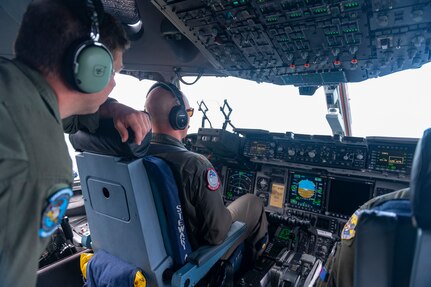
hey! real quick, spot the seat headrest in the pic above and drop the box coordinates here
[411,128,431,229]
[69,119,151,158]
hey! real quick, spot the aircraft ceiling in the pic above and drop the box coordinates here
[2,0,431,89]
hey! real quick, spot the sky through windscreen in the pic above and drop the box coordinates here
[111,62,431,139]
[66,61,431,173]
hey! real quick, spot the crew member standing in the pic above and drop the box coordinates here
[0,1,150,286]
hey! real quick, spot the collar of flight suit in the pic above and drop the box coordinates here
[151,133,187,150]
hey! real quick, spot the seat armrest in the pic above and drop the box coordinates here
[187,221,246,266]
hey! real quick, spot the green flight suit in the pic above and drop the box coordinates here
[0,58,99,287]
[148,133,233,248]
[148,134,268,259]
[62,98,118,134]
[316,188,410,287]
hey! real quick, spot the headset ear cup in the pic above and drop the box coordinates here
[66,41,113,93]
[169,105,188,130]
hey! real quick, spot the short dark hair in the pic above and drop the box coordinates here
[14,0,129,76]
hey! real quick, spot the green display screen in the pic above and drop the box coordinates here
[277,227,291,240]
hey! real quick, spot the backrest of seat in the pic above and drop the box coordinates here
[354,200,416,287]
[354,128,431,287]
[411,128,431,230]
[77,152,173,287]
[72,128,241,286]
[410,128,431,287]
[142,156,193,266]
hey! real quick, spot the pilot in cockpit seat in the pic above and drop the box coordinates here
[315,188,410,287]
[318,128,431,287]
[144,82,269,280]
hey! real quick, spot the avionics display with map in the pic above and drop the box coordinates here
[287,172,326,212]
[224,169,256,201]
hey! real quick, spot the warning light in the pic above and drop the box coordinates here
[290,64,296,69]
[290,12,302,18]
[266,16,278,23]
[313,8,328,15]
[344,2,359,9]
[333,60,341,66]
[343,28,358,33]
[304,63,310,68]
[351,59,358,64]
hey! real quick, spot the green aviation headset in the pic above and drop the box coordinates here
[147,82,189,130]
[65,0,113,93]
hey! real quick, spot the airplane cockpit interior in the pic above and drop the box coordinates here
[1,0,431,286]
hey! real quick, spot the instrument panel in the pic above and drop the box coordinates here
[240,130,418,177]
[225,166,378,219]
[222,162,408,264]
[221,162,392,267]
[210,129,416,228]
[201,128,412,266]
[153,0,431,88]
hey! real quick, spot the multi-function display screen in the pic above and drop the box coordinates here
[248,141,271,157]
[376,150,407,170]
[368,144,415,174]
[276,226,292,241]
[287,172,326,212]
[224,169,256,201]
[326,177,374,218]
[269,182,286,209]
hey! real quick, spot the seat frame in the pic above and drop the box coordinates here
[77,152,245,287]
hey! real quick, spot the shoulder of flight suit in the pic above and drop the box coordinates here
[182,152,222,193]
[62,113,100,134]
[0,103,28,187]
[182,151,232,245]
[0,61,29,162]
[0,104,27,161]
[62,98,118,134]
[183,151,212,167]
[317,188,411,287]
[179,151,221,201]
[360,187,410,210]
[342,188,410,242]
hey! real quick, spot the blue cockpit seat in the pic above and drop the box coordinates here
[70,123,246,287]
[354,199,416,287]
[409,128,431,287]
[354,128,431,287]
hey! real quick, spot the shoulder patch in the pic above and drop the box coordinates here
[206,168,220,191]
[341,210,360,240]
[39,187,73,238]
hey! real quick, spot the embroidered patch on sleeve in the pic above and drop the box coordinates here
[206,168,220,191]
[39,187,73,238]
[341,210,360,240]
